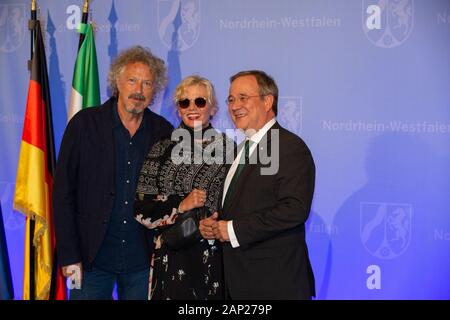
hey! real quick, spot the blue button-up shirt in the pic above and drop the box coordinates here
[94,103,151,273]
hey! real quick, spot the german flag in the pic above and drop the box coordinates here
[13,20,66,300]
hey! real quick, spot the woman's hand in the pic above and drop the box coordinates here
[179,188,207,212]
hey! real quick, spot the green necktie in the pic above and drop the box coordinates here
[223,139,251,208]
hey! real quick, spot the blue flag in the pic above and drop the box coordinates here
[0,202,14,299]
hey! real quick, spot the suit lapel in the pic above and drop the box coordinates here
[91,100,116,195]
[222,122,281,217]
[222,160,257,216]
[96,99,115,159]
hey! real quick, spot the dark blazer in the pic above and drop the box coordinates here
[221,122,316,300]
[53,97,173,269]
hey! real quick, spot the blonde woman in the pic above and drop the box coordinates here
[134,75,233,300]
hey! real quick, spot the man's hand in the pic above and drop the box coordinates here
[199,212,218,240]
[62,262,82,277]
[179,189,207,212]
[62,262,83,290]
[213,220,230,242]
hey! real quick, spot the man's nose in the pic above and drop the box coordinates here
[136,80,144,93]
[229,100,241,111]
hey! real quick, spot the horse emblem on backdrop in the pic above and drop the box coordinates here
[158,0,201,51]
[0,4,26,53]
[363,0,414,48]
[360,202,412,259]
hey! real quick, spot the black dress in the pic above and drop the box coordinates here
[134,123,233,300]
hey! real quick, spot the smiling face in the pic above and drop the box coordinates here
[228,75,274,132]
[116,62,154,115]
[177,84,215,129]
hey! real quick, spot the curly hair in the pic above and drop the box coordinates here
[108,46,167,105]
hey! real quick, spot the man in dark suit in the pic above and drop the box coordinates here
[53,46,173,300]
[200,70,316,299]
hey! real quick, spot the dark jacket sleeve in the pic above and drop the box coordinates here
[134,193,182,222]
[52,114,83,267]
[233,139,315,248]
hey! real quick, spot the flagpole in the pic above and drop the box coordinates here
[28,0,37,300]
[29,0,36,69]
[78,0,90,50]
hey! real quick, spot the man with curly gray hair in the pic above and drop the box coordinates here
[108,46,167,105]
[53,46,173,300]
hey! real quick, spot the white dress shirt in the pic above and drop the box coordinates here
[223,118,277,248]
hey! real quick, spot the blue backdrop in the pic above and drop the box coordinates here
[0,0,449,300]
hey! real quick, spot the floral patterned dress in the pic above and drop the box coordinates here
[134,124,233,300]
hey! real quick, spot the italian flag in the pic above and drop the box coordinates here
[68,22,100,120]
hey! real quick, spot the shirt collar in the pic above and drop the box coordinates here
[246,118,276,144]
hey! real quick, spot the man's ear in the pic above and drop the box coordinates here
[264,94,274,113]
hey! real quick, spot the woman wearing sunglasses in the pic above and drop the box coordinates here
[134,75,233,300]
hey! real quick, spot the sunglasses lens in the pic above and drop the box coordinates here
[195,97,207,108]
[178,99,190,109]
[178,98,207,108]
